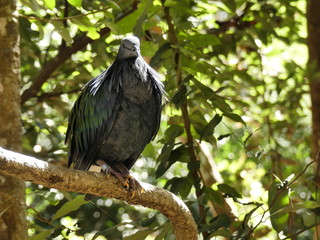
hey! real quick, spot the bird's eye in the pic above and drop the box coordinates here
[122,44,125,47]
[132,48,136,51]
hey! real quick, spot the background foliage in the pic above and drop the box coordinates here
[19,0,319,239]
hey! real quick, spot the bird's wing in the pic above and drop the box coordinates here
[65,66,121,170]
[148,66,165,140]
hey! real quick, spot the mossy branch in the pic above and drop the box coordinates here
[0,147,198,240]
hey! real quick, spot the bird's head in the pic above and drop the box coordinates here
[116,36,141,61]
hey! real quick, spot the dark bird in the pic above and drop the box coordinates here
[65,36,165,192]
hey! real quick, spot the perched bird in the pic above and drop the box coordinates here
[65,36,165,192]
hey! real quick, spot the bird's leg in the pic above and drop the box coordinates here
[95,159,128,187]
[111,163,143,193]
[95,160,143,194]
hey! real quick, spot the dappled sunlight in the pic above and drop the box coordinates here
[12,0,317,239]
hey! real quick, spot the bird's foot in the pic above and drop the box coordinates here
[95,160,143,196]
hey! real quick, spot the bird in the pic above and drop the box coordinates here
[65,36,165,192]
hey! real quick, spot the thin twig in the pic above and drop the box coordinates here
[36,88,81,102]
[18,6,110,23]
[249,157,316,236]
[282,223,318,239]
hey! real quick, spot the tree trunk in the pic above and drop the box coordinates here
[306,1,320,239]
[0,0,27,239]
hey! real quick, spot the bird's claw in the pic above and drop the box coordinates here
[96,160,143,196]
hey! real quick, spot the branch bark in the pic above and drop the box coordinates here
[307,1,320,239]
[0,147,198,240]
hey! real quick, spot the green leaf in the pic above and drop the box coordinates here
[123,229,157,240]
[46,192,60,206]
[242,203,263,229]
[51,21,72,44]
[155,223,172,240]
[29,229,54,240]
[116,7,144,34]
[199,214,231,233]
[43,0,55,10]
[164,0,178,7]
[272,201,320,216]
[167,177,183,194]
[70,17,100,40]
[150,43,171,67]
[187,34,220,47]
[203,187,223,205]
[179,176,193,198]
[268,182,289,233]
[67,0,82,8]
[52,195,88,221]
[200,114,222,142]
[155,140,176,178]
[138,214,158,227]
[217,183,242,198]
[223,111,245,125]
[156,125,184,178]
[232,204,264,239]
[133,0,153,37]
[217,134,231,141]
[171,85,187,107]
[224,0,236,12]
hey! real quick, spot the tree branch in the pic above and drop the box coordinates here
[0,147,198,240]
[20,27,111,105]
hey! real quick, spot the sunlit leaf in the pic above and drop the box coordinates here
[67,0,82,8]
[71,17,100,39]
[51,21,72,44]
[116,7,144,34]
[43,0,55,10]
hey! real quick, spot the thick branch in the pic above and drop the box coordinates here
[0,147,198,240]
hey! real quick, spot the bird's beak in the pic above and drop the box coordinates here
[128,46,139,57]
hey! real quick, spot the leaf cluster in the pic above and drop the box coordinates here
[19,0,317,239]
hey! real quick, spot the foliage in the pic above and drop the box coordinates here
[19,0,318,239]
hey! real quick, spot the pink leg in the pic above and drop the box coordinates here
[95,159,143,193]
